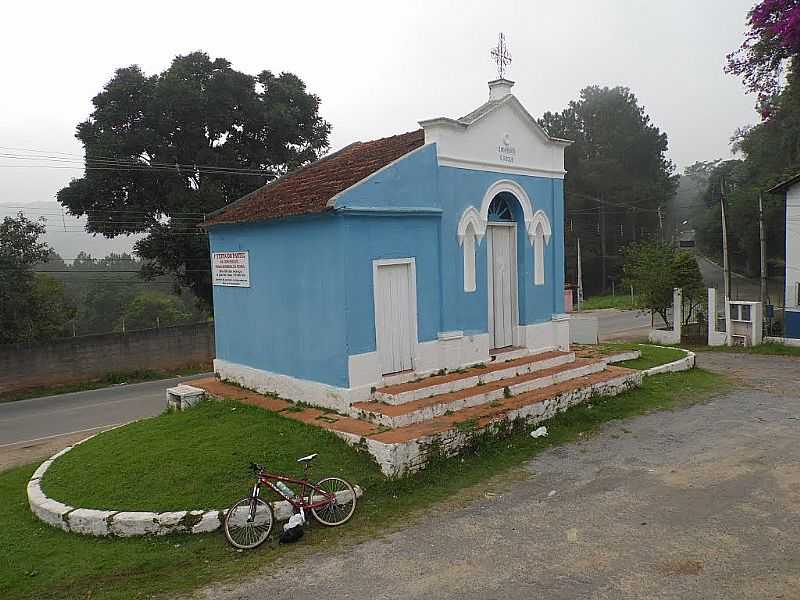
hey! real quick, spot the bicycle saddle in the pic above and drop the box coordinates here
[297,453,319,463]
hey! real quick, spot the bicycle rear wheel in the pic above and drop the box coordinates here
[309,477,357,526]
[223,496,274,549]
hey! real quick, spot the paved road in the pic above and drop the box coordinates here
[195,354,800,600]
[0,374,210,470]
[579,252,785,343]
[583,308,663,342]
[696,255,784,305]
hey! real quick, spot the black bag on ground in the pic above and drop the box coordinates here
[279,524,304,544]
[279,512,305,544]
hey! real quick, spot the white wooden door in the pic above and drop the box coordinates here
[374,262,414,374]
[489,224,516,349]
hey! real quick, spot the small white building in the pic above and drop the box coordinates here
[767,175,800,340]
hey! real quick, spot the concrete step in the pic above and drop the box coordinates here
[353,358,606,428]
[362,366,643,476]
[488,345,533,362]
[374,350,575,405]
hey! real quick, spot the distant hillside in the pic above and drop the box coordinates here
[0,201,142,260]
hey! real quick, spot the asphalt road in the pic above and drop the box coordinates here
[581,252,785,343]
[696,254,784,305]
[0,374,210,452]
[586,308,663,342]
[195,353,800,600]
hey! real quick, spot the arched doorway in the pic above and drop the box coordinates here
[487,192,519,349]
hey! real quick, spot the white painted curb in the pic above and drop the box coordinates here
[603,350,641,364]
[642,346,696,376]
[27,433,363,537]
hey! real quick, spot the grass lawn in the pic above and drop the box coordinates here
[0,365,211,404]
[617,345,688,370]
[577,342,689,371]
[579,293,640,310]
[2,368,728,600]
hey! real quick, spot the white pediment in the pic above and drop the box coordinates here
[419,95,570,179]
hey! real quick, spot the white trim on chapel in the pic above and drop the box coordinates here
[458,180,552,290]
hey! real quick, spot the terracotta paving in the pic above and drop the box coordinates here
[191,377,292,412]
[192,364,638,446]
[354,358,598,417]
[281,408,382,437]
[192,378,384,438]
[377,350,569,395]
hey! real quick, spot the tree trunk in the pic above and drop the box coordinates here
[600,195,607,293]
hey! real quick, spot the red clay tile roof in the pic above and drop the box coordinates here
[204,129,426,226]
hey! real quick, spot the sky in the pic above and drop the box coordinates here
[0,0,757,215]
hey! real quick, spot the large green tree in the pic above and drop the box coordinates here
[622,240,704,328]
[0,214,74,343]
[118,291,192,331]
[539,86,677,294]
[58,52,331,305]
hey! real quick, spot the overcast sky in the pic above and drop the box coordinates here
[1,0,757,209]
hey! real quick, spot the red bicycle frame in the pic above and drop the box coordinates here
[252,471,334,512]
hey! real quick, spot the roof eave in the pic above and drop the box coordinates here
[766,172,800,194]
[417,117,467,129]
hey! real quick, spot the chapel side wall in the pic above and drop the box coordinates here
[437,167,561,334]
[341,214,442,356]
[209,217,349,387]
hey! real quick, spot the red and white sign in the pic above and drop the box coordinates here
[211,251,250,287]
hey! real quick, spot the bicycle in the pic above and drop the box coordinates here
[223,453,357,550]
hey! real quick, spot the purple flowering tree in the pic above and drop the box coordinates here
[727,0,800,117]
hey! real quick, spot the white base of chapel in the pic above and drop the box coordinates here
[215,316,570,412]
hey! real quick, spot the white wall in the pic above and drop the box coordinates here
[786,184,800,308]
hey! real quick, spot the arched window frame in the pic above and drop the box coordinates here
[530,210,552,286]
[457,206,484,293]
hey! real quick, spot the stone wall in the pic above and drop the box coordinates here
[0,322,215,393]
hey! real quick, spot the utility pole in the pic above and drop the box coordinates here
[657,205,664,243]
[720,176,732,345]
[599,195,607,292]
[577,237,584,310]
[759,191,768,310]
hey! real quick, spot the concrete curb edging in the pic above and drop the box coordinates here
[27,434,363,537]
[603,350,641,364]
[642,346,696,376]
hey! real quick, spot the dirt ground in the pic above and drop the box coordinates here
[192,353,800,600]
[0,430,99,472]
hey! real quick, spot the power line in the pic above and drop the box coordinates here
[0,162,274,178]
[1,205,208,216]
[567,191,662,213]
[0,149,280,177]
[18,269,211,273]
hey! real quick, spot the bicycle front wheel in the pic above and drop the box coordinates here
[309,477,357,526]
[223,496,274,549]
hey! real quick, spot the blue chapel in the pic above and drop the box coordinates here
[205,78,572,411]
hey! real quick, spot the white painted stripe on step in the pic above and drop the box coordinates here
[376,353,576,405]
[376,361,608,429]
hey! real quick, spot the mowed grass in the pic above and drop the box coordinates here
[578,342,689,371]
[2,369,728,600]
[579,293,640,310]
[617,345,689,370]
[43,400,381,511]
